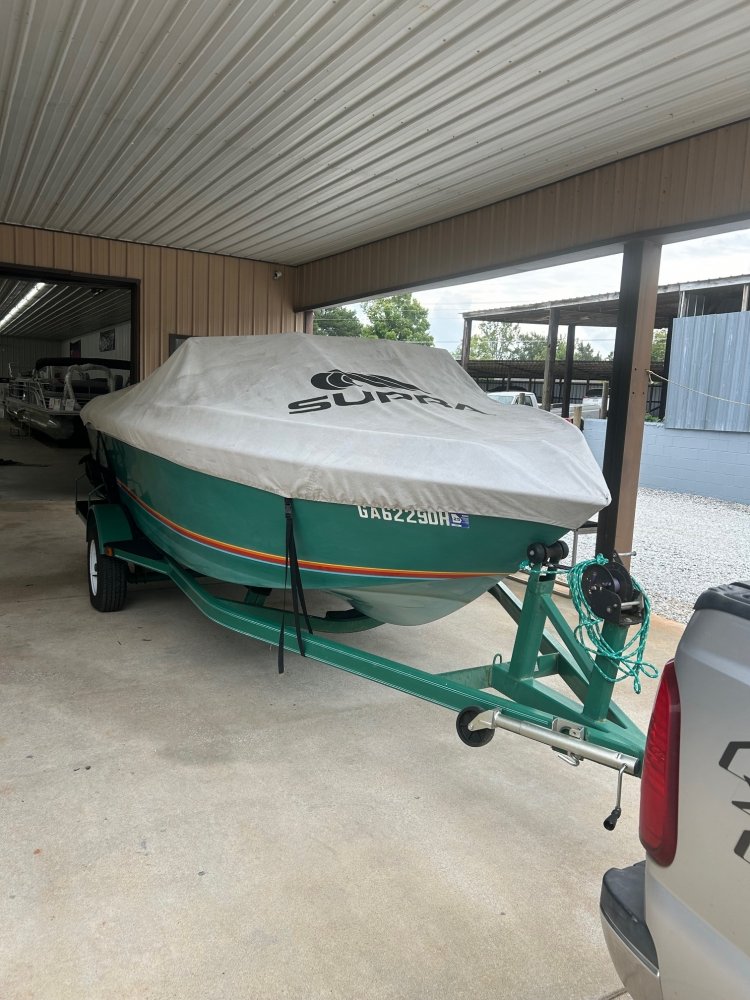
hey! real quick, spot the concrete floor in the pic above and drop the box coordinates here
[0,421,683,1000]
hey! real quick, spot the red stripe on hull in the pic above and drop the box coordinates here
[117,480,492,581]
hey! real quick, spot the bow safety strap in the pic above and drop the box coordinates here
[277,498,313,674]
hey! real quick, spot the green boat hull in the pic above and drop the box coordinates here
[100,437,567,626]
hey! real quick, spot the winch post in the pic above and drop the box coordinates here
[507,568,556,680]
[584,620,629,722]
[490,562,644,737]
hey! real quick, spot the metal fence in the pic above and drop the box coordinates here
[665,313,750,432]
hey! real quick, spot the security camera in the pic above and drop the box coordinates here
[272,270,283,280]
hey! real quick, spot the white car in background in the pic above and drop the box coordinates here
[486,390,539,407]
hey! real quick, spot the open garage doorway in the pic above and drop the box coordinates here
[0,269,137,503]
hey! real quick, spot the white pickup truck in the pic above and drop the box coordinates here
[600,581,750,999]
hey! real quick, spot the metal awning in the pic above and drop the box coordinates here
[462,274,750,327]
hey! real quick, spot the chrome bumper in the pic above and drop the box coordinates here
[600,862,663,1000]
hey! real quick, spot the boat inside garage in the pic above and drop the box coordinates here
[1,1,749,997]
[0,272,138,501]
[0,274,135,502]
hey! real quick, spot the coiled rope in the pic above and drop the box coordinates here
[565,554,658,693]
[522,554,658,693]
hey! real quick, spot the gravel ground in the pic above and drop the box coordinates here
[563,487,750,624]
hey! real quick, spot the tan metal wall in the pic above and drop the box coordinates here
[296,120,750,309]
[0,224,301,376]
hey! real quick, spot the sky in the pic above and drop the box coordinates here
[351,228,750,357]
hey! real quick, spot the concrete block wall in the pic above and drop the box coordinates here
[582,420,750,504]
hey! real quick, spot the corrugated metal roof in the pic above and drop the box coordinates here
[0,279,131,341]
[462,274,750,325]
[1,0,749,265]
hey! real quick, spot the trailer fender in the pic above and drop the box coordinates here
[87,504,134,553]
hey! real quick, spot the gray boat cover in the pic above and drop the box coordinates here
[82,334,609,527]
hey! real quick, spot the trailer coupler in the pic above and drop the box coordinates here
[466,708,637,831]
[466,708,640,775]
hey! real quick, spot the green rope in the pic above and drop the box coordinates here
[520,553,658,693]
[566,554,658,693]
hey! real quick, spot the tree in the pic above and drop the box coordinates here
[313,305,368,338]
[515,330,548,360]
[458,320,601,361]
[651,328,667,361]
[565,339,602,361]
[458,321,522,359]
[605,328,668,363]
[361,293,433,345]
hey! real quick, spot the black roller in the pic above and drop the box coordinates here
[456,707,495,747]
[526,540,569,566]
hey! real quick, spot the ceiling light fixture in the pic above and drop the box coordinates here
[0,282,47,332]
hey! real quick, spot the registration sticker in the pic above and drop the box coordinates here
[357,506,470,528]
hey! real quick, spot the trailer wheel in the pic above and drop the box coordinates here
[456,706,494,747]
[87,524,127,612]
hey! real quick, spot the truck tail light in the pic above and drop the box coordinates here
[639,659,681,866]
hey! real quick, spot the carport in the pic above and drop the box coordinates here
[2,2,750,997]
[1,4,748,555]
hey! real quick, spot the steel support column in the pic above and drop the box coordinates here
[460,317,473,369]
[596,240,661,562]
[541,307,560,410]
[561,324,576,418]
[304,310,315,334]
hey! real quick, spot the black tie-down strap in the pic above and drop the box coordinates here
[83,431,118,501]
[278,498,313,673]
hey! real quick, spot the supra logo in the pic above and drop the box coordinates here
[310,370,423,392]
[289,370,488,415]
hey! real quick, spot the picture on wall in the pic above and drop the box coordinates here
[70,340,81,359]
[99,329,116,352]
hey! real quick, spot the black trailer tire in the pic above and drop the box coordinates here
[87,524,127,612]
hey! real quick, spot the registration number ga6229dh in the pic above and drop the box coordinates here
[356,506,470,528]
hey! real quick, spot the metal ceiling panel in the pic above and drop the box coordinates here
[0,279,131,341]
[1,0,749,265]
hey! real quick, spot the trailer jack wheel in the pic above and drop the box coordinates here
[456,706,495,747]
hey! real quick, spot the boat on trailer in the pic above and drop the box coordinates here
[81,334,609,626]
[78,334,651,803]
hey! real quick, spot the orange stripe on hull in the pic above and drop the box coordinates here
[117,480,493,581]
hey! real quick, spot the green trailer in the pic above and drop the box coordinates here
[76,473,653,831]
